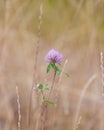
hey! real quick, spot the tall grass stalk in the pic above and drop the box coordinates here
[0,0,10,67]
[16,86,21,130]
[99,52,104,130]
[55,59,68,107]
[72,74,97,130]
[100,52,104,96]
[27,3,43,127]
[73,0,84,20]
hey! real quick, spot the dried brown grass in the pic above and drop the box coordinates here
[0,0,104,130]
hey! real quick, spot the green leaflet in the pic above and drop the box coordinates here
[47,63,51,73]
[51,63,62,75]
[46,63,69,76]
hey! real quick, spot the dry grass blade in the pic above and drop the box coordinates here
[16,86,21,130]
[27,3,43,127]
[100,52,104,96]
[72,74,97,130]
[99,51,104,130]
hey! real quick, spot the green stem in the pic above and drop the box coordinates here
[48,69,56,99]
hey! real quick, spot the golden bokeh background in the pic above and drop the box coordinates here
[0,0,104,130]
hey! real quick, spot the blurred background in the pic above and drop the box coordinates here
[0,0,104,130]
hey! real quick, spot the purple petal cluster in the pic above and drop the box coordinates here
[45,49,63,64]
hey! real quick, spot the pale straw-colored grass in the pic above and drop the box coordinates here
[16,86,21,130]
[72,74,97,130]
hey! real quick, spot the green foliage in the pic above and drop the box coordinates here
[43,99,55,105]
[36,84,49,91]
[47,63,51,73]
[47,63,62,75]
[47,63,69,76]
[43,84,49,90]
[51,63,61,75]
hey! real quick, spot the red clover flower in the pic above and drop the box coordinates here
[45,49,63,64]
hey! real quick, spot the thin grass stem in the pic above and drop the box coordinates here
[72,74,97,130]
[27,3,43,127]
[16,86,21,130]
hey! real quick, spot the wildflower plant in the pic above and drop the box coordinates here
[36,49,65,104]
[35,49,69,130]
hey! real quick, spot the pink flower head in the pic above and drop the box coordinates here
[45,49,63,64]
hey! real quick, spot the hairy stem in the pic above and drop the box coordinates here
[41,68,56,130]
